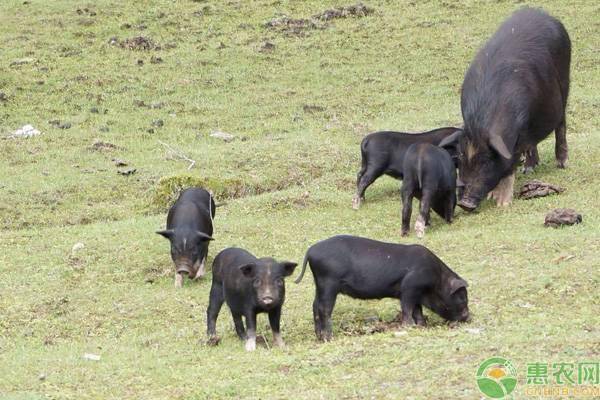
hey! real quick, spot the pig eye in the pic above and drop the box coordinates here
[253,279,261,287]
[276,278,284,286]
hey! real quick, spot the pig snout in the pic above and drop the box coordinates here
[175,259,195,276]
[261,296,274,305]
[458,197,478,212]
[458,309,471,322]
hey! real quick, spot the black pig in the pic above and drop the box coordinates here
[353,127,462,209]
[157,188,215,288]
[206,248,297,351]
[400,143,457,238]
[295,235,470,341]
[453,8,571,211]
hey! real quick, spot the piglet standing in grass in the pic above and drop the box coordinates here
[157,188,215,288]
[296,235,470,341]
[400,141,458,238]
[206,248,297,351]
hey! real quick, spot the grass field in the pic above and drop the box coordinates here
[0,0,598,399]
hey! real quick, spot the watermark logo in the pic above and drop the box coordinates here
[477,357,518,399]
[477,358,599,398]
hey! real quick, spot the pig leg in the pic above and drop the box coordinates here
[491,173,515,207]
[174,273,184,288]
[232,312,246,341]
[444,192,456,223]
[194,256,206,280]
[315,285,338,341]
[353,165,384,209]
[555,119,568,168]
[400,187,413,237]
[312,298,323,341]
[399,290,421,326]
[206,282,224,344]
[412,304,426,326]
[244,312,257,351]
[268,306,285,348]
[415,191,433,238]
[523,146,539,174]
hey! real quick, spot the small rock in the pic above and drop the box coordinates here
[71,242,85,254]
[544,208,582,228]
[38,373,46,381]
[10,125,41,138]
[147,128,155,134]
[83,353,101,361]
[108,37,119,45]
[134,99,146,107]
[59,122,72,129]
[99,126,110,132]
[90,107,99,113]
[112,158,128,167]
[117,168,136,176]
[0,92,8,102]
[151,119,164,127]
[137,59,144,66]
[210,130,235,142]
[150,102,164,109]
[465,328,482,335]
[393,331,408,337]
[150,56,163,64]
[518,302,534,309]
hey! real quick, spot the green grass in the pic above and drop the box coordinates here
[1,0,598,399]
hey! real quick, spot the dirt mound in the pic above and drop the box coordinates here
[313,3,374,21]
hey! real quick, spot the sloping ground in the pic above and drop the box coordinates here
[0,0,598,399]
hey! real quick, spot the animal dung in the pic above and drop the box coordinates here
[544,208,582,228]
[519,180,564,199]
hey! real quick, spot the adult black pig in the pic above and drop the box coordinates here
[206,248,297,351]
[400,143,457,238]
[353,127,462,209]
[156,188,215,288]
[452,7,571,211]
[295,235,470,341]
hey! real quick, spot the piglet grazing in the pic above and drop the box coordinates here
[401,142,458,238]
[157,188,215,288]
[206,248,297,351]
[295,235,470,341]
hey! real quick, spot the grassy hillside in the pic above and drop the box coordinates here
[0,0,598,399]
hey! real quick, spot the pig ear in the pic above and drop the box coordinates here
[280,262,298,277]
[195,231,214,242]
[156,229,175,240]
[437,129,463,150]
[449,278,468,295]
[489,135,512,160]
[239,263,256,278]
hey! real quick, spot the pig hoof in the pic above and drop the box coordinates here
[556,159,568,169]
[206,336,221,346]
[245,338,256,352]
[400,230,409,237]
[351,195,361,210]
[414,217,425,238]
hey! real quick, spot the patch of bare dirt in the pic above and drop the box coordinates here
[118,36,156,51]
[313,3,374,21]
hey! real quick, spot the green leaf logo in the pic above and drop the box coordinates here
[477,357,517,398]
